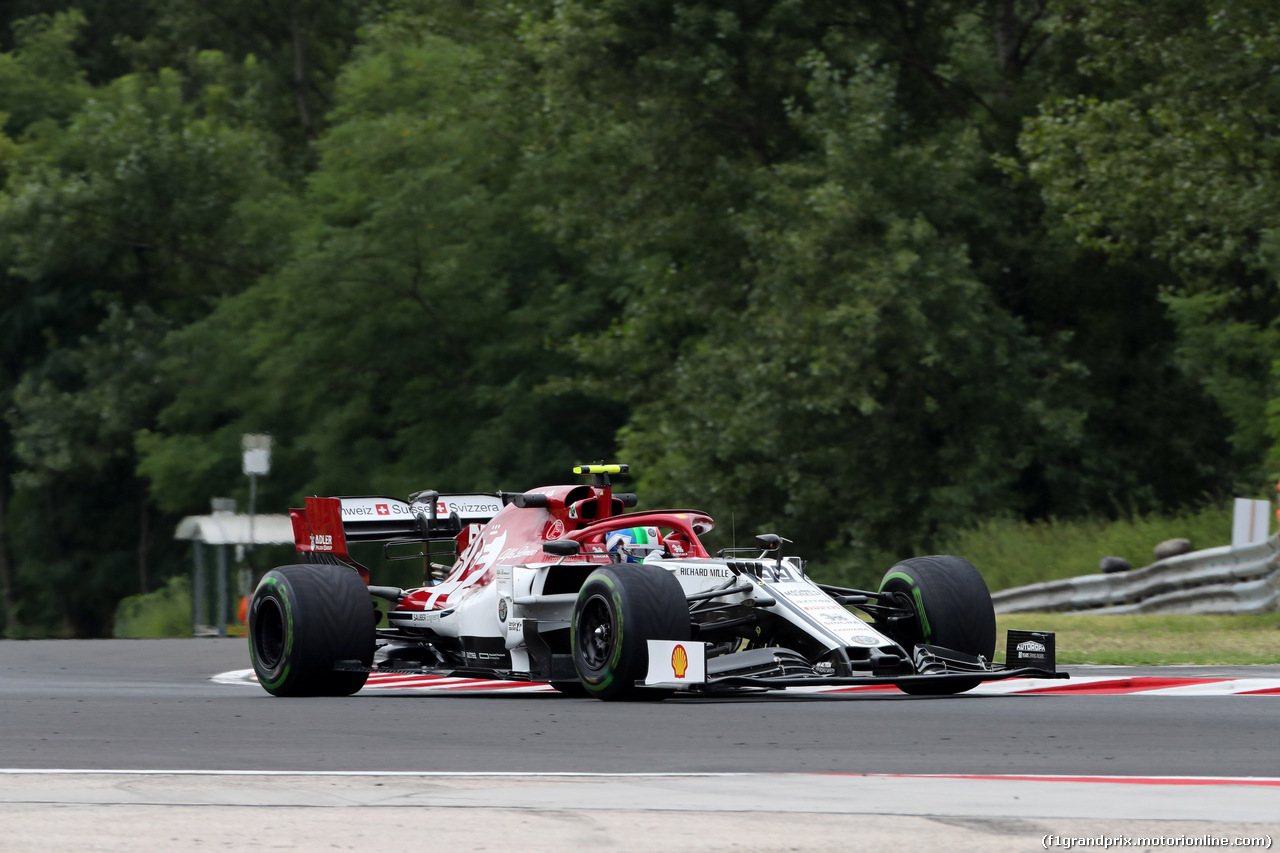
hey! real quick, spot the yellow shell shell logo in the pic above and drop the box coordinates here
[671,644,689,679]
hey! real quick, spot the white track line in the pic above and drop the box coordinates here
[0,769,747,777]
[5,770,1280,787]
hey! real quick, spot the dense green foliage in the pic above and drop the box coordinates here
[111,574,191,638]
[0,0,1274,635]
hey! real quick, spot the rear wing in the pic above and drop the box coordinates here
[291,493,503,559]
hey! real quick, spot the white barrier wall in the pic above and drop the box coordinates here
[991,535,1280,615]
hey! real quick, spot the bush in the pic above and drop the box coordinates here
[112,576,193,638]
[940,504,1236,592]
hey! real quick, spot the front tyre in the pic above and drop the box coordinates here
[879,555,996,696]
[571,565,690,701]
[248,564,375,697]
[550,681,589,697]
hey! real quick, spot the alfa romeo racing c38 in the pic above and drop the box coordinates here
[248,465,1064,699]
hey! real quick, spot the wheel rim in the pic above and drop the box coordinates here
[253,596,286,668]
[878,583,924,651]
[576,593,615,673]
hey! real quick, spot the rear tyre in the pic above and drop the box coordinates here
[571,565,690,701]
[248,564,375,697]
[878,555,996,696]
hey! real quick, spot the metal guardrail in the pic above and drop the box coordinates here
[991,535,1280,615]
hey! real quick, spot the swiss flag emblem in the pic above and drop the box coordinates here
[376,503,390,516]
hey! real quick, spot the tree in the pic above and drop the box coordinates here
[0,2,155,84]
[0,10,93,634]
[1020,0,1280,478]
[123,0,365,170]
[0,0,1261,631]
[524,0,1240,582]
[604,56,1076,581]
[0,44,290,634]
[138,11,622,527]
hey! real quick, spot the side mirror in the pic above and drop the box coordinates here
[408,490,440,525]
[513,492,550,508]
[614,493,639,508]
[755,534,782,552]
[716,533,791,560]
[543,539,581,557]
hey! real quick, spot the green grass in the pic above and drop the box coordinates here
[112,576,193,638]
[936,504,1279,665]
[996,612,1280,666]
[941,504,1236,592]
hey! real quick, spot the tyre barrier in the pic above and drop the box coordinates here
[991,536,1280,615]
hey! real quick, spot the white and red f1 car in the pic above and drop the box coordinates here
[248,465,1065,699]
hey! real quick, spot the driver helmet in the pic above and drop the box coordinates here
[605,526,662,562]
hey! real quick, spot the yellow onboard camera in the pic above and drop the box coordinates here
[572,464,629,475]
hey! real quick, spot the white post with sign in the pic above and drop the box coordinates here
[1232,498,1272,548]
[241,434,273,614]
[210,497,236,637]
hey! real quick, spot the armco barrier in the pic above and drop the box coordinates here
[991,535,1280,614]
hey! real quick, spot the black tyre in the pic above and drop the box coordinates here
[550,681,589,697]
[571,565,691,701]
[248,564,375,697]
[878,555,996,696]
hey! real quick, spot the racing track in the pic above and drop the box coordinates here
[3,639,1280,775]
[3,640,1279,851]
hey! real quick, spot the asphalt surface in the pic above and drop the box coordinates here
[3,639,1279,776]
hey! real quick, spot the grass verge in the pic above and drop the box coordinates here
[943,504,1237,592]
[995,612,1280,666]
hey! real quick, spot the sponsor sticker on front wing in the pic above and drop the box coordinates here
[645,641,707,685]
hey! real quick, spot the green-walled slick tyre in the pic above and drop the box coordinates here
[248,564,375,697]
[571,565,690,701]
[879,555,996,696]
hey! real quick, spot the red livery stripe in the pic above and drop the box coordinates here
[1018,677,1230,695]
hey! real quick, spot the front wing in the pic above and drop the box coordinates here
[642,638,1069,691]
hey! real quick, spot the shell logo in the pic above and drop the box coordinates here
[671,644,689,679]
